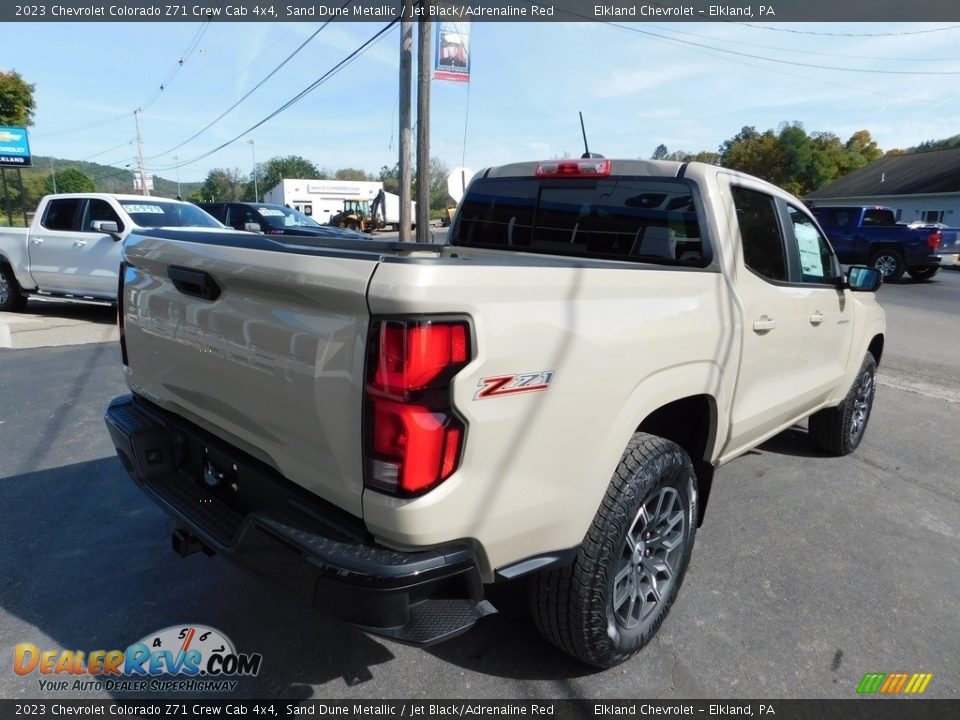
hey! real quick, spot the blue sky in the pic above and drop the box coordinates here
[5,20,960,185]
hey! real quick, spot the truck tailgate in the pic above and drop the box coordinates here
[121,231,379,517]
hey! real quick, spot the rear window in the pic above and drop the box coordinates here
[862,208,897,227]
[452,177,708,265]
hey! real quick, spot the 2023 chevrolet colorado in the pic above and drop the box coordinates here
[105,159,885,667]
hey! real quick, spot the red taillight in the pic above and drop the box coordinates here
[365,319,471,496]
[535,159,611,178]
[927,230,941,250]
[118,261,128,366]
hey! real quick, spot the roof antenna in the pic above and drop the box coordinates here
[579,112,603,159]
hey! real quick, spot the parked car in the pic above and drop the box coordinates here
[197,202,370,241]
[106,159,885,668]
[0,193,224,311]
[811,205,959,281]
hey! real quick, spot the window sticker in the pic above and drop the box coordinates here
[124,204,165,214]
[795,221,824,277]
[257,208,285,217]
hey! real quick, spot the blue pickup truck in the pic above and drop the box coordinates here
[811,205,960,281]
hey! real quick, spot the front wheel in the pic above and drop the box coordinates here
[0,264,27,312]
[907,265,939,281]
[529,433,698,668]
[808,353,877,456]
[869,250,905,282]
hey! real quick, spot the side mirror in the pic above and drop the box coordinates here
[243,222,262,233]
[92,220,121,238]
[846,265,882,292]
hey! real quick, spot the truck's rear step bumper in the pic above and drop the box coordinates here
[104,394,493,645]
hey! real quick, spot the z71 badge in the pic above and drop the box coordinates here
[474,371,555,400]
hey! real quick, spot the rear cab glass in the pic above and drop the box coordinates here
[451,175,710,266]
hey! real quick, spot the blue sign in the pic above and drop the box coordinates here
[0,126,31,167]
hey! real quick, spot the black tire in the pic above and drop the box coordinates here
[0,263,27,312]
[528,433,698,668]
[869,249,905,282]
[808,353,877,456]
[347,221,359,232]
[907,266,940,281]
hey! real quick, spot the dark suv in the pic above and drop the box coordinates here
[197,202,368,241]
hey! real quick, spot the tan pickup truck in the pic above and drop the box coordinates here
[104,159,885,667]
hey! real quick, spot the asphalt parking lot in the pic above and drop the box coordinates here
[0,271,957,701]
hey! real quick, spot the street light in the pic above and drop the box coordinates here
[248,139,258,202]
[172,155,182,199]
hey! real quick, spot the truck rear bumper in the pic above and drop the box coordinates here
[104,394,493,646]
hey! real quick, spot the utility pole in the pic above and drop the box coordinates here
[398,0,413,242]
[416,17,431,243]
[172,155,181,198]
[49,157,57,193]
[248,139,258,202]
[133,109,149,196]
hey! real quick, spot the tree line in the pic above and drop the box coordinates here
[650,122,885,197]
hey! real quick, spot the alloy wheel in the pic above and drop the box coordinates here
[612,486,686,630]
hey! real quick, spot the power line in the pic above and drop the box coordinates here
[145,4,351,161]
[147,19,400,173]
[738,23,960,37]
[602,21,960,75]
[139,20,214,112]
[31,112,132,140]
[77,140,136,163]
[648,23,960,63]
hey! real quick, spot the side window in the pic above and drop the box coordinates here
[41,198,83,231]
[227,205,257,230]
[788,205,839,285]
[731,186,787,282]
[84,199,124,233]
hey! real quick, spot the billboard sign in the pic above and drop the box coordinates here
[434,22,470,82]
[0,126,31,168]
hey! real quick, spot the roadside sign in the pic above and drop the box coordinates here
[0,126,31,167]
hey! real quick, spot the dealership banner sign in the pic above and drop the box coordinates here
[434,22,470,82]
[0,126,31,167]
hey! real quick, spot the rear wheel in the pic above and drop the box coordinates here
[808,353,877,456]
[869,250,905,282]
[0,264,27,312]
[529,433,697,668]
[907,265,939,281]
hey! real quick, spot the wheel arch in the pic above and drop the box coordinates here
[868,334,884,367]
[635,393,718,527]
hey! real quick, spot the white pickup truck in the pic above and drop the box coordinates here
[104,159,885,667]
[0,193,223,311]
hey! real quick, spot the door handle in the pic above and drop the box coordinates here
[31,238,43,245]
[73,240,87,247]
[809,312,824,325]
[752,316,776,332]
[168,266,222,302]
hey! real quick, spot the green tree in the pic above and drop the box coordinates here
[0,70,35,127]
[197,168,245,202]
[651,144,669,160]
[719,126,785,184]
[334,167,373,181]
[378,163,400,194]
[245,155,323,201]
[44,167,95,194]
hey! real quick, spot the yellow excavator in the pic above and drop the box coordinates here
[329,199,373,233]
[329,190,388,233]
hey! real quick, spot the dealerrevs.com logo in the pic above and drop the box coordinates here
[14,625,262,693]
